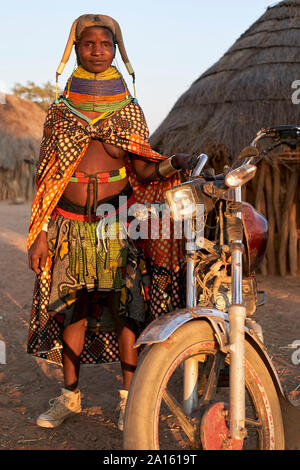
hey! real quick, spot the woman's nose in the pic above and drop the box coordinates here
[92,44,104,56]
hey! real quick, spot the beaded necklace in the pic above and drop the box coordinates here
[61,65,134,125]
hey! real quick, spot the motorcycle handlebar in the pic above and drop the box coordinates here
[263,125,300,139]
[235,146,260,162]
[250,125,300,150]
[192,154,208,177]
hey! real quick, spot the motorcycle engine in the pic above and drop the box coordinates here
[214,287,231,312]
[199,274,257,316]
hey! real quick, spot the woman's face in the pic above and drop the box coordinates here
[76,26,115,73]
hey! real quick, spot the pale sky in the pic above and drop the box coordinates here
[0,0,277,133]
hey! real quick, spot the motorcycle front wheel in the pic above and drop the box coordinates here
[123,320,284,450]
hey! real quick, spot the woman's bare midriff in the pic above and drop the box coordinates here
[62,113,128,207]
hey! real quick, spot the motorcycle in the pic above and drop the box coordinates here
[123,125,300,450]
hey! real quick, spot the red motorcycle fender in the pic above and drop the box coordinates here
[134,306,285,398]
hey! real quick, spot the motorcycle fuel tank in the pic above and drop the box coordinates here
[242,202,268,272]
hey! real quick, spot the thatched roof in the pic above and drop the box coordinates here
[0,94,45,170]
[150,0,300,167]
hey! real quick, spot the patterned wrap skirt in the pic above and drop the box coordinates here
[27,184,151,365]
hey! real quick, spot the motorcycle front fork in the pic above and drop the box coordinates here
[184,187,246,441]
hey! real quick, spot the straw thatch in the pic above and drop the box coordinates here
[0,94,45,201]
[150,0,300,276]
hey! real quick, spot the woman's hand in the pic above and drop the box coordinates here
[28,231,49,274]
[131,153,198,184]
[171,153,197,171]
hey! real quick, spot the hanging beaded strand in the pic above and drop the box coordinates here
[132,77,137,103]
[55,76,59,104]
[55,62,76,104]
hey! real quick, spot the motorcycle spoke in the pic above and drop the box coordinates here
[245,417,262,428]
[162,389,197,443]
[198,352,225,405]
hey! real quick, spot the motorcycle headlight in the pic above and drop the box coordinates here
[163,180,204,221]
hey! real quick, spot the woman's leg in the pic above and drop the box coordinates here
[62,318,86,391]
[61,288,138,392]
[116,324,138,391]
[36,291,87,428]
[61,289,89,391]
[109,291,138,391]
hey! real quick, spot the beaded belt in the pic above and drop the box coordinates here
[69,166,127,184]
[67,166,127,222]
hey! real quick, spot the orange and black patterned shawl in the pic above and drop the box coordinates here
[27,99,185,364]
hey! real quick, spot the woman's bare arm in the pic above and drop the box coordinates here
[131,153,193,184]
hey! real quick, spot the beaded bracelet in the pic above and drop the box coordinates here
[42,217,51,232]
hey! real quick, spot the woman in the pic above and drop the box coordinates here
[27,14,192,431]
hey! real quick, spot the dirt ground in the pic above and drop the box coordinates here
[0,200,299,451]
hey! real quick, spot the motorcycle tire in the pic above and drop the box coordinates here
[123,320,285,450]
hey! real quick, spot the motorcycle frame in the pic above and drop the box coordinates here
[133,137,300,449]
[225,186,247,440]
[183,185,246,440]
[135,162,248,439]
[134,156,248,441]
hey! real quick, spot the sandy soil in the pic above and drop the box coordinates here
[0,200,299,450]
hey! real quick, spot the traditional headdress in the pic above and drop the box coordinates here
[56,14,135,91]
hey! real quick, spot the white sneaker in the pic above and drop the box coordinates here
[117,389,128,431]
[36,388,81,428]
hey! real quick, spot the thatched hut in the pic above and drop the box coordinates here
[0,94,45,201]
[150,0,300,276]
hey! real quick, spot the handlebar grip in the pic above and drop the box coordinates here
[187,155,199,170]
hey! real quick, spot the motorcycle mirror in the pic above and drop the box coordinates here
[236,146,260,162]
[225,164,257,188]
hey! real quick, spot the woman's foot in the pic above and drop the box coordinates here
[36,388,81,428]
